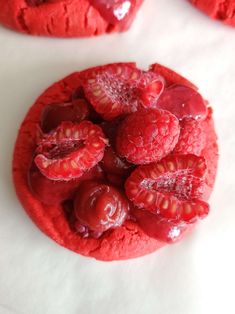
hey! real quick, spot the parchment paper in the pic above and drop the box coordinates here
[0,1,235,313]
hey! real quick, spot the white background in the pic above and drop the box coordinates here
[0,0,235,313]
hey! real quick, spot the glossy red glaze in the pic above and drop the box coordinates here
[157,85,208,121]
[74,181,129,232]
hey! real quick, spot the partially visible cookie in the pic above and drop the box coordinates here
[13,62,218,261]
[0,0,143,37]
[189,0,235,27]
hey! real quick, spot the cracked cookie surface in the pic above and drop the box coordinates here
[0,0,143,37]
[189,0,235,26]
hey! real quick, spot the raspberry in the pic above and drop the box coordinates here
[35,121,107,181]
[74,181,129,233]
[116,109,180,165]
[150,63,197,90]
[157,84,208,120]
[125,154,209,223]
[41,99,90,133]
[82,63,164,120]
[174,118,206,156]
[138,78,165,109]
[89,0,136,25]
[133,208,189,243]
[28,165,104,205]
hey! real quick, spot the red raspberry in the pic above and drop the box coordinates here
[150,63,198,90]
[138,78,165,109]
[35,121,107,181]
[116,109,180,165]
[174,118,206,156]
[125,154,209,223]
[132,208,190,243]
[74,181,129,233]
[41,99,90,133]
[82,63,164,120]
[157,84,208,120]
[28,165,104,205]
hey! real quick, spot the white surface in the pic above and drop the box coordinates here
[0,0,235,313]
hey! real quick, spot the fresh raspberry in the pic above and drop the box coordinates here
[89,0,137,25]
[125,154,209,223]
[82,63,164,120]
[28,165,104,205]
[157,84,208,121]
[101,147,133,176]
[132,208,189,243]
[138,78,165,109]
[74,181,129,233]
[41,99,90,133]
[150,63,197,90]
[34,121,107,181]
[174,118,206,156]
[116,109,180,165]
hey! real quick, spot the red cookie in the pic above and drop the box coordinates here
[0,0,143,37]
[13,62,218,261]
[189,0,235,27]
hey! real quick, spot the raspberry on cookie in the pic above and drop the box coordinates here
[13,62,218,261]
[116,109,180,164]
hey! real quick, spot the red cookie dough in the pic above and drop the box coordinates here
[0,0,143,37]
[189,0,235,27]
[13,63,218,261]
